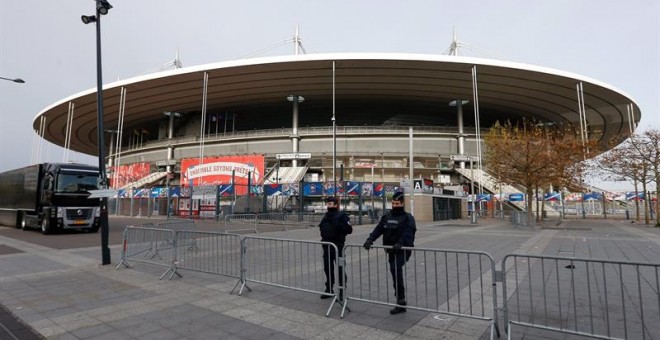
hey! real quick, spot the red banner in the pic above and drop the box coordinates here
[181,155,265,194]
[109,162,151,188]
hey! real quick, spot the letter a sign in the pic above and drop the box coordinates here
[413,180,423,192]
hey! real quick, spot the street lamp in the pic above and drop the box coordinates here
[82,0,113,266]
[0,76,25,83]
[470,156,477,224]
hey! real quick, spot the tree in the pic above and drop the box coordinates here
[596,136,653,223]
[629,130,660,226]
[484,120,593,225]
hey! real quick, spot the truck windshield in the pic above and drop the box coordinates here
[56,172,99,193]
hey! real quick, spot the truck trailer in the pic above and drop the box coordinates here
[0,163,101,234]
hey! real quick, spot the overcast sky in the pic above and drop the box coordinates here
[1,0,658,190]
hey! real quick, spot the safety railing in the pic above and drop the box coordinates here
[502,254,660,339]
[155,219,195,232]
[165,230,242,281]
[115,226,175,279]
[233,236,342,316]
[115,225,660,336]
[256,212,287,223]
[156,219,197,249]
[285,212,325,224]
[224,213,258,233]
[510,211,534,228]
[341,244,500,339]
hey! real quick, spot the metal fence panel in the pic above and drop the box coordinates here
[115,226,175,279]
[285,212,325,224]
[502,254,660,339]
[510,211,535,228]
[256,213,287,223]
[156,219,195,232]
[342,244,499,339]
[235,236,341,316]
[224,214,258,233]
[169,230,242,280]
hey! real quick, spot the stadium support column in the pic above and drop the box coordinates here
[166,111,176,167]
[409,127,414,216]
[450,99,469,169]
[164,111,180,217]
[106,130,116,169]
[167,112,174,217]
[287,95,304,167]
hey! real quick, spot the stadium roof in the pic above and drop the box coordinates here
[35,53,641,155]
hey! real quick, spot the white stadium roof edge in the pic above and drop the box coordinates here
[34,52,641,156]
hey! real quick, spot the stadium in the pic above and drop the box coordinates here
[32,52,641,222]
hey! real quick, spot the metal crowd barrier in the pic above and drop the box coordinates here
[165,230,242,281]
[502,254,660,339]
[510,211,534,228]
[224,213,258,233]
[156,219,195,232]
[256,213,288,231]
[113,226,660,336]
[285,212,325,224]
[341,244,500,339]
[115,226,175,279]
[233,236,342,316]
[256,212,287,222]
[156,219,196,249]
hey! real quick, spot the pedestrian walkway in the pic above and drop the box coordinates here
[0,217,659,339]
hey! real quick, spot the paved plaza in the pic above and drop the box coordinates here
[1,217,659,339]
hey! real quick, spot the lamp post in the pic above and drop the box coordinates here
[0,76,25,83]
[332,62,337,201]
[82,0,113,265]
[470,156,477,224]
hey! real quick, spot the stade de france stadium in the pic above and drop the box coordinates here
[34,53,642,222]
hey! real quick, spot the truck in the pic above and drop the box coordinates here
[0,163,101,234]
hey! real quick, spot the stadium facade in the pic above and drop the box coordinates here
[33,53,641,221]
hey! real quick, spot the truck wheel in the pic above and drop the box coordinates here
[20,213,29,230]
[41,218,52,235]
[15,212,23,229]
[89,225,100,233]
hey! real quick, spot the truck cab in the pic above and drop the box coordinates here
[38,164,101,234]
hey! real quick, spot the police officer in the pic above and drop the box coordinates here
[319,196,352,299]
[363,191,416,314]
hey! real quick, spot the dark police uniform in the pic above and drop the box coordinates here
[363,193,416,313]
[319,202,352,297]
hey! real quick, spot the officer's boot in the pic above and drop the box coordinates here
[390,299,407,314]
[320,284,333,299]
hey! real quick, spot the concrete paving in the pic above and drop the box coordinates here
[1,217,659,339]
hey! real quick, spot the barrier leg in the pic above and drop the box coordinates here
[340,298,350,318]
[115,258,132,269]
[160,265,182,280]
[230,279,242,295]
[330,295,350,318]
[234,280,252,296]
[115,236,132,269]
[325,296,338,317]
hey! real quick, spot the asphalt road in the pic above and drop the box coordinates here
[0,216,312,251]
[0,216,168,250]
